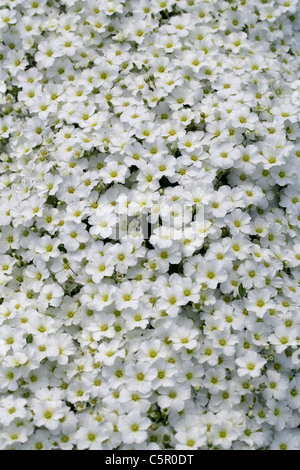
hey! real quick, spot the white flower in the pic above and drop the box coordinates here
[32,401,65,431]
[0,396,27,426]
[236,351,266,378]
[157,384,191,412]
[0,0,299,451]
[75,416,113,450]
[118,411,151,444]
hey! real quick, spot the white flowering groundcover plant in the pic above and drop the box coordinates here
[0,0,300,452]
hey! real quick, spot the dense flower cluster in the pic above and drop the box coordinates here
[0,0,300,451]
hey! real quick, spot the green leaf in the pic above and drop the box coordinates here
[26,334,33,344]
[238,283,247,299]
